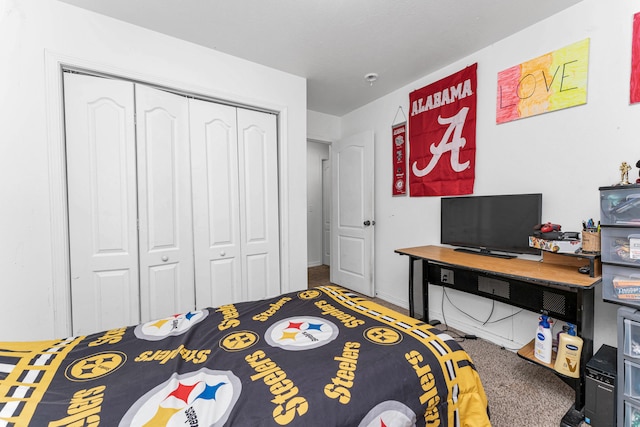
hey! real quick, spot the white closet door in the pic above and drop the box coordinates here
[64,73,139,335]
[135,85,195,321]
[237,109,281,300]
[189,99,242,308]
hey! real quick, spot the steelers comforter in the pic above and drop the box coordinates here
[0,286,490,426]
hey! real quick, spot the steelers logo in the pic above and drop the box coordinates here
[298,289,321,300]
[219,330,259,352]
[119,369,242,427]
[134,310,208,341]
[364,327,403,346]
[358,400,416,427]
[65,351,126,381]
[265,317,338,351]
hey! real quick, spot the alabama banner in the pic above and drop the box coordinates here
[408,63,477,197]
[392,122,407,195]
[631,13,640,104]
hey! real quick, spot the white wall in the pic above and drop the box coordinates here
[335,0,638,352]
[307,110,341,143]
[0,0,307,341]
[307,141,330,266]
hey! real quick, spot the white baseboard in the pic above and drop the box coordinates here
[374,290,408,310]
[428,313,526,352]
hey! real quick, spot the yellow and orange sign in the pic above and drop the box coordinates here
[496,39,589,123]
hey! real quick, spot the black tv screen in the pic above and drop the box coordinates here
[441,193,542,257]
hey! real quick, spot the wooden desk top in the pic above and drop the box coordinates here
[395,245,601,289]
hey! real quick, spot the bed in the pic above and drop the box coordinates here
[0,285,490,426]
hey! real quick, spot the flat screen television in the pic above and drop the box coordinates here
[441,193,542,258]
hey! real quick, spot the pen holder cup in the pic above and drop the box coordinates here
[582,231,601,253]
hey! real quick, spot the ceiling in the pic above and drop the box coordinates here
[59,0,583,116]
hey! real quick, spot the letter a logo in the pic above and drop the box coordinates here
[412,107,470,177]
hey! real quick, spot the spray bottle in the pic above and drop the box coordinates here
[554,323,583,378]
[534,314,553,364]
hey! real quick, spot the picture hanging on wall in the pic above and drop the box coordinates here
[408,63,477,197]
[631,12,640,104]
[496,38,590,124]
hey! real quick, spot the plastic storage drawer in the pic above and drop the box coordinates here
[625,360,640,399]
[625,318,640,360]
[603,264,640,306]
[625,400,640,427]
[600,185,640,226]
[601,227,640,266]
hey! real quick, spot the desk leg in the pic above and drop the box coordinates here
[422,259,429,324]
[560,287,594,427]
[408,256,415,319]
[407,257,430,323]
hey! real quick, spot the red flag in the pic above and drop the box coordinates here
[631,13,640,104]
[408,64,477,196]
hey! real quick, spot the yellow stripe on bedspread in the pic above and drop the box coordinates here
[318,285,489,427]
[0,336,84,427]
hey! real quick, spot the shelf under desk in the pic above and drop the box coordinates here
[394,245,601,427]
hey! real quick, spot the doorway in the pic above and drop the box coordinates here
[306,140,331,268]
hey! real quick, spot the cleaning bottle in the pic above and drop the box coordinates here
[534,315,553,364]
[554,323,583,378]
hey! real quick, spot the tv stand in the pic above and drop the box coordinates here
[453,247,516,259]
[394,245,601,427]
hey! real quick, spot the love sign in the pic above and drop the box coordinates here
[496,39,590,124]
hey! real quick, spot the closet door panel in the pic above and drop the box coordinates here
[190,99,242,308]
[64,73,139,335]
[237,109,281,301]
[135,85,195,321]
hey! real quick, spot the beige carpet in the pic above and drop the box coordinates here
[308,265,583,427]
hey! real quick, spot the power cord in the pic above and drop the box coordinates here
[435,286,523,342]
[438,286,466,342]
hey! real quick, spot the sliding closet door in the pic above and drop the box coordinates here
[237,109,281,300]
[65,73,281,332]
[64,73,139,335]
[190,103,281,306]
[190,99,242,307]
[135,85,195,322]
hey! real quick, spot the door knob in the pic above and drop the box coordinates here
[161,255,169,262]
[220,251,226,257]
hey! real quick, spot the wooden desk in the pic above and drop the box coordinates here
[395,245,602,427]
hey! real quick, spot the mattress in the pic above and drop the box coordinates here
[0,285,489,426]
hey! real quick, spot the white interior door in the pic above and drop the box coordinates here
[64,73,140,335]
[330,131,375,297]
[190,99,242,308]
[237,109,281,301]
[135,85,195,322]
